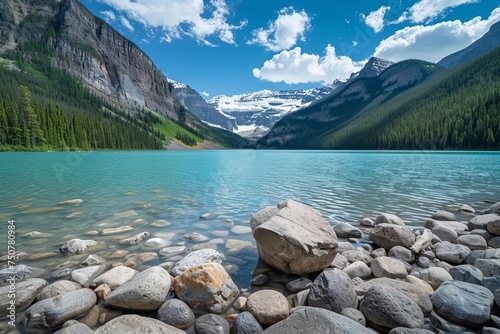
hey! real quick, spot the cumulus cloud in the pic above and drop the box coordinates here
[253,45,366,85]
[399,0,481,23]
[100,10,116,22]
[375,7,500,63]
[120,16,134,32]
[201,92,210,97]
[362,6,391,33]
[247,7,311,51]
[97,0,246,45]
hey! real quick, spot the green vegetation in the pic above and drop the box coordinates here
[267,49,500,150]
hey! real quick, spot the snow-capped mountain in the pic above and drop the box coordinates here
[170,80,237,131]
[208,84,340,139]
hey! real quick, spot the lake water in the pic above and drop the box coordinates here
[1,150,500,290]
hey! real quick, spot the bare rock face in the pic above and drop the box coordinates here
[253,200,338,275]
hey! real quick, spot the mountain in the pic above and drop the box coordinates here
[260,48,500,150]
[438,21,500,68]
[171,80,238,131]
[350,57,394,79]
[0,0,248,150]
[208,85,339,139]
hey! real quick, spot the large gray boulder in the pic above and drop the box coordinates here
[475,259,500,277]
[449,264,483,285]
[434,241,470,264]
[105,266,171,311]
[371,256,407,279]
[360,285,424,332]
[94,314,184,333]
[369,224,415,250]
[262,307,374,334]
[308,269,358,313]
[253,200,338,275]
[432,280,494,328]
[431,210,456,221]
[469,214,500,231]
[0,278,47,316]
[24,288,97,332]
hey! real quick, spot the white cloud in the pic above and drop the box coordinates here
[253,45,366,85]
[399,0,481,23]
[201,92,210,97]
[120,16,134,32]
[375,7,500,63]
[100,10,116,22]
[362,6,391,33]
[97,0,246,45]
[247,7,311,52]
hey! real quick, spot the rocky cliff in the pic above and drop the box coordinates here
[0,0,189,125]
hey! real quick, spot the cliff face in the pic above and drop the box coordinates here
[0,0,189,124]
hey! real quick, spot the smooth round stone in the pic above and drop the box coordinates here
[475,259,500,277]
[195,314,229,334]
[434,241,471,264]
[182,232,209,242]
[417,256,430,268]
[23,231,53,238]
[431,210,456,222]
[246,290,289,327]
[151,219,171,227]
[488,237,500,248]
[360,285,424,332]
[470,229,493,242]
[119,232,150,245]
[59,239,97,254]
[37,280,81,301]
[27,251,59,260]
[308,269,358,313]
[59,322,94,334]
[101,226,133,235]
[109,250,129,259]
[337,242,356,253]
[342,250,372,265]
[371,256,407,279]
[230,226,252,234]
[0,278,48,317]
[105,266,171,311]
[25,288,97,332]
[286,278,312,292]
[334,222,362,238]
[170,249,221,276]
[460,204,475,213]
[359,243,373,252]
[340,307,366,326]
[94,314,184,333]
[375,213,405,226]
[81,254,106,266]
[251,274,268,286]
[432,280,494,327]
[225,239,253,251]
[126,252,159,263]
[200,213,213,220]
[449,264,483,285]
[405,275,434,295]
[482,276,500,292]
[419,267,453,290]
[431,226,458,243]
[157,299,195,330]
[159,246,187,257]
[91,266,137,289]
[232,311,263,334]
[457,234,487,250]
[370,248,387,258]
[212,230,229,237]
[482,327,500,334]
[360,218,376,227]
[388,246,415,263]
[261,306,374,334]
[369,224,415,250]
[469,214,500,231]
[233,296,248,310]
[71,266,102,286]
[343,261,372,279]
[52,268,72,279]
[142,238,172,250]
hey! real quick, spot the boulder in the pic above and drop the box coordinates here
[246,290,289,327]
[24,288,97,332]
[342,250,372,265]
[0,278,47,316]
[59,239,97,254]
[70,265,104,286]
[371,257,407,279]
[37,280,81,301]
[173,263,239,314]
[250,206,280,233]
[343,261,371,279]
[457,234,487,250]
[388,246,415,263]
[475,259,500,277]
[419,267,453,290]
[195,314,230,334]
[466,249,500,265]
[431,226,458,243]
[170,249,221,276]
[432,280,494,328]
[469,214,500,231]
[157,299,195,330]
[375,213,405,226]
[253,200,338,275]
[307,269,358,313]
[484,202,500,215]
[337,242,355,253]
[449,264,483,285]
[431,210,456,221]
[91,266,137,289]
[360,285,424,332]
[405,275,434,295]
[426,219,468,233]
[334,222,362,238]
[354,277,432,315]
[262,307,374,334]
[231,311,263,334]
[434,241,470,264]
[94,314,184,333]
[105,266,171,311]
[482,277,500,292]
[369,224,415,250]
[487,216,500,235]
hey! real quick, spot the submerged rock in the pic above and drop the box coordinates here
[59,239,97,255]
[170,249,221,276]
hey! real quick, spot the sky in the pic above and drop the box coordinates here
[78,0,500,97]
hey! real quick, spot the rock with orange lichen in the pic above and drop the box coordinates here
[173,263,239,314]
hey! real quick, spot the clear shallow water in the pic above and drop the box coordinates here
[0,150,500,290]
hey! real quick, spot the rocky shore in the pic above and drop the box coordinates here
[2,199,500,333]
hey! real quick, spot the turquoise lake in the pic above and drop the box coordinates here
[1,150,500,289]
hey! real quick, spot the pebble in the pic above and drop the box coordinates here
[119,231,150,245]
[195,314,229,334]
[157,299,195,330]
[151,219,171,227]
[419,267,453,290]
[159,246,187,257]
[182,232,209,242]
[360,217,376,227]
[126,252,159,263]
[109,250,129,259]
[59,199,83,205]
[142,237,171,250]
[333,222,363,238]
[251,274,268,286]
[285,278,312,292]
[94,284,112,301]
[417,256,430,268]
[200,213,213,220]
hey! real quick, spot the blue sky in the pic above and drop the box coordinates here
[78,0,499,97]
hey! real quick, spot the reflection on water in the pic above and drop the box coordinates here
[0,150,499,289]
